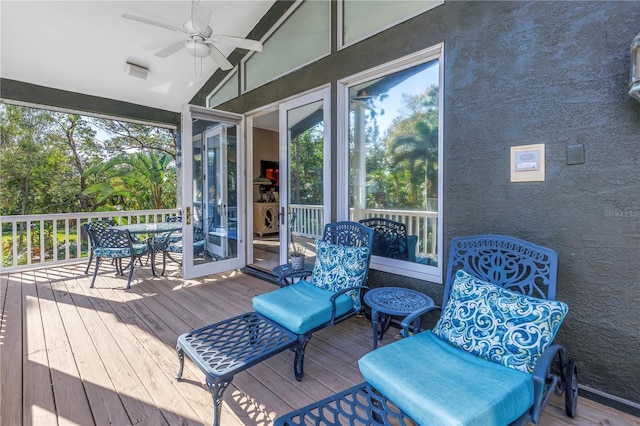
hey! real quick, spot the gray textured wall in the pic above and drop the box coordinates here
[214,1,640,406]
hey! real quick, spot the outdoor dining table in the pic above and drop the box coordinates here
[110,222,182,277]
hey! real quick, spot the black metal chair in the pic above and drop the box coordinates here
[83,220,114,274]
[160,223,205,275]
[84,226,151,289]
[359,217,413,260]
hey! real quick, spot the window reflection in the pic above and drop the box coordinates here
[348,60,439,267]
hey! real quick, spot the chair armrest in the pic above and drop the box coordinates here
[400,305,441,337]
[329,285,369,325]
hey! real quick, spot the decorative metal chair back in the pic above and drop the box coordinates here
[91,227,135,256]
[359,217,410,260]
[322,221,374,252]
[444,234,559,307]
[83,220,115,274]
[84,226,150,289]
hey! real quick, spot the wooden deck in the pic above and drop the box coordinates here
[1,263,639,426]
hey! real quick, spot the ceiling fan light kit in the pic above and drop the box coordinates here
[125,62,150,79]
[122,0,262,74]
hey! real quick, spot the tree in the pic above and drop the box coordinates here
[383,85,439,209]
[83,151,176,210]
[91,118,177,160]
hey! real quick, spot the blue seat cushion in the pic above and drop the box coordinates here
[252,280,353,334]
[95,243,149,258]
[359,330,533,426]
[166,239,205,254]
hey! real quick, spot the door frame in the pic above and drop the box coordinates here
[181,104,245,279]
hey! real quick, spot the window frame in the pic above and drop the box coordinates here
[337,44,445,283]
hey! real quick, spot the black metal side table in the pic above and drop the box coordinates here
[363,287,435,349]
[272,262,314,287]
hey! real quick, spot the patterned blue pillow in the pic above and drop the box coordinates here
[311,239,370,310]
[433,270,569,373]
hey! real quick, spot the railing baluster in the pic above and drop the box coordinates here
[53,220,58,262]
[39,218,45,265]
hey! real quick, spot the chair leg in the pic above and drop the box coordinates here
[294,335,312,381]
[85,249,94,274]
[126,255,135,289]
[90,258,100,288]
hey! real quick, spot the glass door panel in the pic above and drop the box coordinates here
[279,88,331,265]
[181,105,244,279]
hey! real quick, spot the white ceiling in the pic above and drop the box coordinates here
[0,1,276,113]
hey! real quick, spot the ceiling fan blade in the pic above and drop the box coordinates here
[143,38,185,51]
[191,0,212,32]
[205,42,233,71]
[208,34,263,52]
[155,41,186,58]
[122,13,185,34]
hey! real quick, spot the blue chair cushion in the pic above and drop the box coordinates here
[310,240,370,310]
[95,243,149,258]
[358,330,534,426]
[166,239,205,254]
[433,270,569,373]
[252,280,353,334]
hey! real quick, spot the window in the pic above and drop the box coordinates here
[339,46,443,282]
[339,0,443,49]
[206,69,239,108]
[243,0,330,92]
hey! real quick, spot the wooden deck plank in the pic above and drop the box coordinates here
[96,277,226,425]
[44,273,132,426]
[21,276,57,425]
[62,273,170,425]
[1,264,639,426]
[1,273,24,426]
[33,272,96,425]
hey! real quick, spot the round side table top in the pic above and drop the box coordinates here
[364,286,434,315]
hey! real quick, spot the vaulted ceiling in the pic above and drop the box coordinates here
[0,1,276,114]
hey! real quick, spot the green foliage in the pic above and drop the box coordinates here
[289,124,324,205]
[367,85,439,210]
[0,104,177,215]
[84,151,176,210]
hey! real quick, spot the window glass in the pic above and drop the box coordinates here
[341,0,442,48]
[207,70,238,108]
[244,0,330,92]
[346,55,441,280]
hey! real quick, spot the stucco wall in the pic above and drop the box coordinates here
[213,1,640,406]
[439,1,640,404]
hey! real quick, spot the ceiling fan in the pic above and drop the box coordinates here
[122,0,262,71]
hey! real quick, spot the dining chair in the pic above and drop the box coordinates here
[83,219,115,274]
[85,226,151,289]
[160,224,206,275]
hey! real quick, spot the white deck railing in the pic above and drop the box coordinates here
[350,208,438,258]
[287,204,438,258]
[1,206,437,272]
[0,209,180,272]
